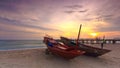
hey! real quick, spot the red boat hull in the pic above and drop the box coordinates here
[47,46,84,59]
[43,37,85,59]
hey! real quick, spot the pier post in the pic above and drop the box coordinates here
[112,40,116,44]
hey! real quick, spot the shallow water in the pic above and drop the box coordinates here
[0,40,46,50]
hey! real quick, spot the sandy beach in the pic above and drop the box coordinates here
[0,44,120,68]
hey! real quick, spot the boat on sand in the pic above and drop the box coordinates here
[60,36,111,57]
[43,36,85,59]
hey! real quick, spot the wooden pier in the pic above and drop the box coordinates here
[57,39,120,44]
[71,39,120,44]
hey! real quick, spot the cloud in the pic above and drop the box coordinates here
[95,26,120,32]
[64,4,88,14]
[98,14,114,19]
[64,9,88,14]
[0,0,22,12]
[78,9,88,13]
[0,26,38,34]
[0,16,59,31]
[64,10,75,14]
[108,16,120,26]
[64,5,83,9]
[92,16,120,32]
[81,18,93,21]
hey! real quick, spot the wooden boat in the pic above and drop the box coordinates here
[60,24,111,57]
[43,36,85,59]
[60,37,111,57]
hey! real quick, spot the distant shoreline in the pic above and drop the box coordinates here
[0,47,47,51]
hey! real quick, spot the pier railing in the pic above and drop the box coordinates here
[57,39,120,44]
[72,39,120,44]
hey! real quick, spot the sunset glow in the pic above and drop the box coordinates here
[90,33,98,38]
[0,0,120,40]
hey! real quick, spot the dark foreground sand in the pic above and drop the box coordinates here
[0,44,120,68]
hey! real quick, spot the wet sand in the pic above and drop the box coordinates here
[0,44,120,68]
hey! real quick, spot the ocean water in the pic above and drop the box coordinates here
[0,40,46,50]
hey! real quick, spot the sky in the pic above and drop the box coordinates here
[0,0,120,40]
